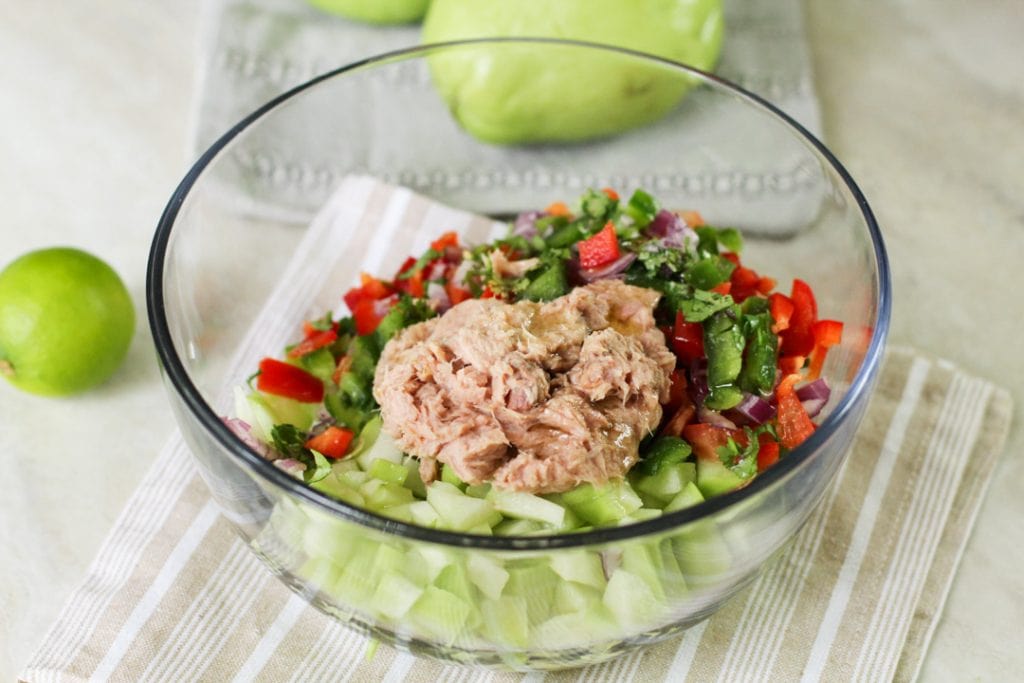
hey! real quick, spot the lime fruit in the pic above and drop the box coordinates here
[0,247,135,396]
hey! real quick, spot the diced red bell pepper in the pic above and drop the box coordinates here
[671,312,705,363]
[305,425,355,459]
[661,380,697,437]
[577,222,620,269]
[256,358,324,403]
[680,210,705,227]
[601,187,620,201]
[756,432,780,472]
[480,285,498,300]
[430,231,459,253]
[730,264,762,302]
[545,201,572,217]
[683,423,748,462]
[778,355,806,375]
[806,319,844,380]
[710,281,732,296]
[445,281,472,306]
[756,276,777,295]
[287,328,338,359]
[343,273,394,312]
[351,297,385,336]
[392,257,426,299]
[775,373,816,449]
[769,292,794,333]
[779,279,818,356]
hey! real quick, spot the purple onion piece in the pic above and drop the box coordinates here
[578,252,637,282]
[733,393,777,425]
[427,281,451,313]
[274,458,306,479]
[796,378,831,418]
[223,417,271,459]
[513,210,543,238]
[801,398,828,419]
[688,358,710,405]
[646,209,698,250]
[698,406,738,429]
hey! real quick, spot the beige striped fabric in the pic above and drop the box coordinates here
[22,178,1013,683]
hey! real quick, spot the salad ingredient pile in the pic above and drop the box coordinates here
[235,187,843,534]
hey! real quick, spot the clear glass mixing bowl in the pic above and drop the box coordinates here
[147,39,890,670]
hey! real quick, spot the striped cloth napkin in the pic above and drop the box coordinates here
[22,178,1012,683]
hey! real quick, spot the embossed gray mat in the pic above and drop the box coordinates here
[190,0,822,230]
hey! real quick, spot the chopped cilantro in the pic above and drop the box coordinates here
[270,423,331,483]
[679,289,735,322]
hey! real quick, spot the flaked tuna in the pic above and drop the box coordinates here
[373,281,674,494]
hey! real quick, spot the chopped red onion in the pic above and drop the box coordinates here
[373,293,399,318]
[223,417,271,459]
[688,358,709,405]
[797,378,831,418]
[451,259,472,288]
[646,209,698,250]
[513,210,543,238]
[274,458,306,479]
[698,406,738,429]
[427,281,451,313]
[733,393,777,425]
[578,252,637,282]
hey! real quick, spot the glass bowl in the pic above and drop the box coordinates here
[147,39,890,670]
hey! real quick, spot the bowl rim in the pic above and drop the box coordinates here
[147,37,892,550]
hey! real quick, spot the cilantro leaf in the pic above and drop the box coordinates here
[716,428,759,480]
[270,424,337,484]
[679,289,735,322]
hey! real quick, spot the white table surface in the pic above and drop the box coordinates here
[1,1,1021,680]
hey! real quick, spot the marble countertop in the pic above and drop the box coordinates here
[1,1,1021,679]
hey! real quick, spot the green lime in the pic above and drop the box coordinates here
[0,247,135,396]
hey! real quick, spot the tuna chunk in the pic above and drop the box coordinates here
[373,280,673,493]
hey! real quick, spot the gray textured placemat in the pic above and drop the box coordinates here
[190,0,822,228]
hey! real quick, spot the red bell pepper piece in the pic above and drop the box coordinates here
[577,222,620,269]
[756,432,780,472]
[671,312,705,363]
[778,355,806,375]
[779,279,817,356]
[351,297,385,336]
[601,187,620,201]
[769,292,794,333]
[806,319,844,380]
[683,423,748,462]
[305,425,355,459]
[287,328,338,358]
[545,201,572,217]
[430,231,459,253]
[756,276,777,295]
[710,281,732,296]
[680,210,705,227]
[445,281,472,306]
[729,264,762,302]
[256,358,324,403]
[343,273,394,312]
[775,373,816,449]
